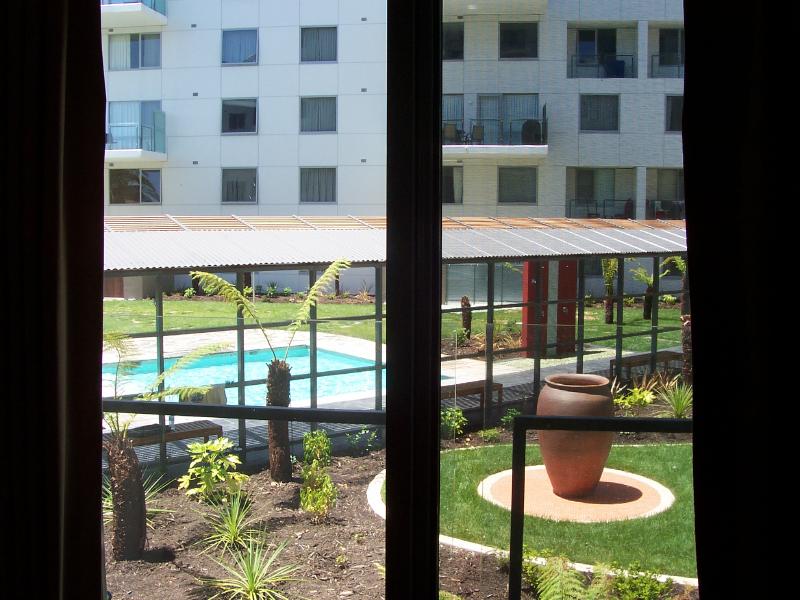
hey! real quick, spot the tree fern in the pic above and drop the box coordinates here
[585,564,615,600]
[661,255,686,275]
[536,556,586,600]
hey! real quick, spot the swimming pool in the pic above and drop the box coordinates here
[102,345,384,406]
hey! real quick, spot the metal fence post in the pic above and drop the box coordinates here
[577,258,585,374]
[508,417,528,600]
[650,256,661,374]
[375,266,384,411]
[615,257,625,381]
[154,276,166,470]
[309,269,318,432]
[484,261,495,428]
[236,272,247,459]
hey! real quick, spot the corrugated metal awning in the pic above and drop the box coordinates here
[104,215,686,273]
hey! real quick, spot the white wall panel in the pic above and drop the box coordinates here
[339,63,386,94]
[299,64,339,95]
[338,134,386,165]
[220,0,260,28]
[300,0,338,25]
[298,134,339,165]
[221,136,260,166]
[338,95,386,133]
[220,66,260,97]
[162,67,221,99]
[338,0,387,24]
[162,30,220,68]
[163,98,220,136]
[106,70,162,100]
[259,65,300,96]
[338,24,386,63]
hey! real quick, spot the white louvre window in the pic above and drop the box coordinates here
[580,95,619,131]
[222,169,258,204]
[300,97,337,132]
[222,29,258,64]
[301,27,337,62]
[498,167,537,203]
[300,168,336,203]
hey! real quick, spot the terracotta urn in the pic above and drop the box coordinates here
[537,373,614,498]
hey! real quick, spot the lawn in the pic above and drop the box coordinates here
[438,443,696,577]
[104,299,681,352]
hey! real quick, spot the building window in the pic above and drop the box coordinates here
[442,166,463,204]
[109,33,160,70]
[442,22,464,60]
[666,95,683,132]
[109,169,161,204]
[301,27,337,62]
[300,97,337,132]
[222,99,257,134]
[300,168,336,203]
[222,29,258,64]
[580,95,619,131]
[659,28,685,66]
[498,167,537,203]
[499,22,538,59]
[107,100,162,150]
[222,169,257,204]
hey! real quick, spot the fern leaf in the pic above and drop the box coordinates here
[146,342,230,394]
[536,556,586,600]
[585,564,614,600]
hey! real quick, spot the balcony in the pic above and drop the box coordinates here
[646,199,685,220]
[105,114,166,164]
[568,54,636,78]
[650,54,685,78]
[442,114,548,162]
[100,0,167,29]
[566,199,635,219]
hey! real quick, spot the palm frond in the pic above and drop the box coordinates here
[191,271,277,359]
[146,342,230,395]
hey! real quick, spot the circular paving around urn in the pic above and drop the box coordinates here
[477,465,674,523]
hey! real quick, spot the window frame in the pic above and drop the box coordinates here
[665,95,684,133]
[441,165,463,204]
[658,27,685,66]
[498,21,539,60]
[108,32,162,71]
[108,168,162,205]
[299,96,338,134]
[579,94,620,132]
[299,167,337,204]
[300,26,338,63]
[497,166,538,204]
[442,21,464,61]
[221,28,259,66]
[221,98,258,135]
[221,168,258,205]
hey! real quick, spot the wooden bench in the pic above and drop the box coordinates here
[104,419,223,448]
[610,350,683,380]
[440,380,504,413]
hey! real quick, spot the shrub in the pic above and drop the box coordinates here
[300,460,337,522]
[282,286,292,296]
[203,492,258,553]
[242,286,254,296]
[451,327,469,347]
[184,287,196,298]
[441,407,467,438]
[610,561,672,600]
[500,407,521,431]
[265,282,278,298]
[477,427,502,443]
[614,387,656,416]
[178,437,248,502]
[303,429,332,467]
[656,383,693,419]
[661,294,677,305]
[205,539,299,600]
[346,426,378,456]
[623,296,636,307]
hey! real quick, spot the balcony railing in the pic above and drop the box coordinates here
[566,198,635,219]
[569,54,636,78]
[646,199,685,219]
[101,0,166,15]
[650,54,685,78]
[106,115,165,154]
[442,116,547,145]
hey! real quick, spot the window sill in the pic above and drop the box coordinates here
[300,60,338,64]
[299,131,338,135]
[498,57,539,61]
[221,62,258,67]
[578,130,620,134]
[221,131,258,136]
[108,66,162,72]
[299,201,337,204]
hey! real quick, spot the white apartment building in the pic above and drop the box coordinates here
[101,0,684,296]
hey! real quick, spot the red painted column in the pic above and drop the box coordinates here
[556,260,578,356]
[521,260,548,358]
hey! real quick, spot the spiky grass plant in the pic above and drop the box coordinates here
[656,383,693,419]
[102,332,229,560]
[205,540,300,600]
[191,259,351,482]
[102,472,173,529]
[203,492,259,553]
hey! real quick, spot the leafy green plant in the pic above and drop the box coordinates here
[585,565,615,600]
[536,555,586,600]
[265,282,279,298]
[500,407,521,431]
[614,387,656,415]
[302,429,331,467]
[451,327,469,347]
[656,383,693,419]
[661,294,677,305]
[438,592,462,600]
[184,287,196,298]
[610,561,672,600]
[243,285,254,296]
[282,287,292,296]
[346,426,378,456]
[178,437,249,502]
[477,427,502,443]
[203,491,259,553]
[441,407,467,438]
[192,258,351,483]
[300,460,337,522]
[102,473,173,529]
[623,296,636,307]
[334,553,348,569]
[205,539,300,600]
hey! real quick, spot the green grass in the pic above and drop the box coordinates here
[438,443,696,577]
[104,299,681,353]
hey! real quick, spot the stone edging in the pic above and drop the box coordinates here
[366,469,698,588]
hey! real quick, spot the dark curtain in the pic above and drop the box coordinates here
[7,1,105,598]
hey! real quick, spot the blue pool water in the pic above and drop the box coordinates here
[102,345,385,406]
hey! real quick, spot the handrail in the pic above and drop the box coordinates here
[101,0,166,15]
[650,54,685,78]
[569,53,636,78]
